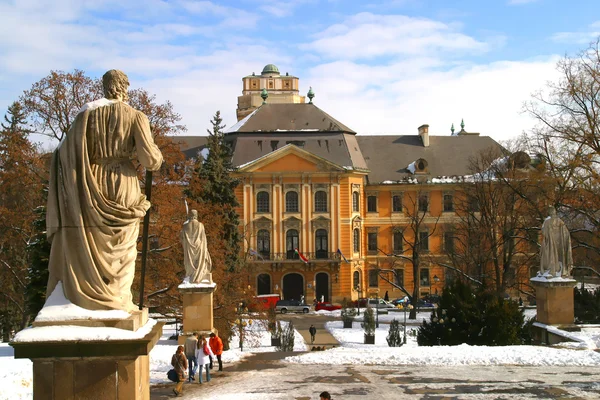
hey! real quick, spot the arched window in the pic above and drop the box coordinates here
[257,191,270,213]
[315,229,328,259]
[286,229,299,260]
[352,192,360,212]
[257,229,270,259]
[353,271,360,290]
[314,191,327,212]
[353,228,360,253]
[286,191,298,212]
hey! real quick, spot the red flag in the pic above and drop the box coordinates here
[294,248,309,264]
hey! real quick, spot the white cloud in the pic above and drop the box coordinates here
[552,21,600,44]
[301,13,489,60]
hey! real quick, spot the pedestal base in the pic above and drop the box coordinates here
[178,284,217,344]
[12,321,163,400]
[530,277,577,325]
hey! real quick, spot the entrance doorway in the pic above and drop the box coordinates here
[315,272,329,302]
[257,273,271,295]
[282,273,304,301]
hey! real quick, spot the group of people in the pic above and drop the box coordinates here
[171,332,224,396]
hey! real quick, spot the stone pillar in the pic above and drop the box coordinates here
[11,312,163,400]
[178,283,217,344]
[530,277,577,325]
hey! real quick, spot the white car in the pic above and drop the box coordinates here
[365,299,396,309]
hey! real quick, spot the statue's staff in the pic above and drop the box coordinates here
[138,169,153,310]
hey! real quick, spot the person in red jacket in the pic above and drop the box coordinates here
[209,332,224,371]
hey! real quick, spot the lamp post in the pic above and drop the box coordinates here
[235,302,248,352]
[355,285,362,316]
[399,303,413,344]
[376,290,379,328]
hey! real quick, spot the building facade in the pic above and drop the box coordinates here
[180,64,518,304]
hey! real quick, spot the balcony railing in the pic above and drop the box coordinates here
[247,251,341,262]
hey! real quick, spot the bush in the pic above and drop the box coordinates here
[277,321,295,351]
[386,319,404,347]
[341,299,357,324]
[361,306,376,336]
[417,279,526,346]
[267,307,279,337]
[574,286,600,323]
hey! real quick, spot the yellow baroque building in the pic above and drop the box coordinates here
[179,65,504,304]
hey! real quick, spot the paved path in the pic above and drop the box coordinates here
[279,313,341,349]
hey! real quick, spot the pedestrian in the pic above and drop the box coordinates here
[309,324,317,344]
[184,332,198,381]
[384,291,389,302]
[209,332,224,371]
[313,298,318,307]
[195,335,215,383]
[319,391,331,400]
[171,345,188,397]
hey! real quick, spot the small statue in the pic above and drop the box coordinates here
[181,210,212,283]
[540,206,573,277]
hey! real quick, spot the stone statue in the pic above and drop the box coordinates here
[181,210,213,283]
[540,206,573,277]
[46,69,164,312]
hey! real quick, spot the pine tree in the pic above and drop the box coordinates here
[25,201,51,317]
[386,319,404,347]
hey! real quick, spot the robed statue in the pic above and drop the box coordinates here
[181,210,213,283]
[540,206,573,277]
[46,69,164,312]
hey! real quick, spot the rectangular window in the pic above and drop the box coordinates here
[393,230,403,252]
[367,195,377,212]
[392,195,402,212]
[418,231,429,252]
[443,194,454,212]
[369,269,379,287]
[367,232,378,253]
[353,229,360,253]
[469,197,480,212]
[443,231,454,254]
[420,268,430,287]
[352,192,360,212]
[418,194,428,212]
[394,269,404,287]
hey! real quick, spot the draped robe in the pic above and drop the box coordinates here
[181,217,212,283]
[46,99,163,312]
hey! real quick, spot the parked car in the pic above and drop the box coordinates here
[248,294,281,312]
[391,297,410,306]
[353,298,396,309]
[391,297,435,308]
[315,302,342,311]
[275,300,310,314]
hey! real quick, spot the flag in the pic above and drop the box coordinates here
[336,248,350,263]
[248,248,264,260]
[294,248,309,264]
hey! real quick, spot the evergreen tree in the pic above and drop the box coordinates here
[25,201,51,317]
[386,319,404,347]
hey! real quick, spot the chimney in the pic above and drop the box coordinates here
[418,124,429,147]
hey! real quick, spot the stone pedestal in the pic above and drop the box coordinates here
[11,315,163,400]
[530,277,577,325]
[178,283,217,344]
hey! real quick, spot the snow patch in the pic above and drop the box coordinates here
[407,161,416,174]
[79,98,120,113]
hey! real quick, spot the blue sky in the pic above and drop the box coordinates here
[1,0,599,146]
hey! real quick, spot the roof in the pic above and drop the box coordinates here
[225,103,356,134]
[227,133,368,169]
[172,136,209,159]
[357,135,505,184]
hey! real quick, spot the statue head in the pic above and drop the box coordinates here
[548,206,557,218]
[102,69,130,102]
[190,209,198,220]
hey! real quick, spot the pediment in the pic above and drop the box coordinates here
[237,144,345,173]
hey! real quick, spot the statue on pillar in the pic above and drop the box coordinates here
[540,206,573,277]
[45,69,163,312]
[181,210,213,283]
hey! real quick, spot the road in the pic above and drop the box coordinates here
[151,313,600,399]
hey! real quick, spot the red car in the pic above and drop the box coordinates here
[315,302,342,311]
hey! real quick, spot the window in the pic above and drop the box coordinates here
[392,195,402,212]
[314,191,327,212]
[285,191,298,212]
[420,268,430,287]
[315,229,328,259]
[353,271,360,289]
[367,232,378,253]
[352,192,360,212]
[418,231,429,252]
[353,228,360,253]
[443,231,454,254]
[394,269,404,287]
[257,273,271,295]
[418,194,428,212]
[469,197,480,212]
[369,269,379,287]
[367,195,377,212]
[393,230,403,253]
[443,194,454,212]
[257,191,270,213]
[257,229,270,258]
[286,229,299,259]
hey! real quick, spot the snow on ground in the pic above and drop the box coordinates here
[284,320,600,367]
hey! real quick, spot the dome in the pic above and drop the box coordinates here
[261,64,280,76]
